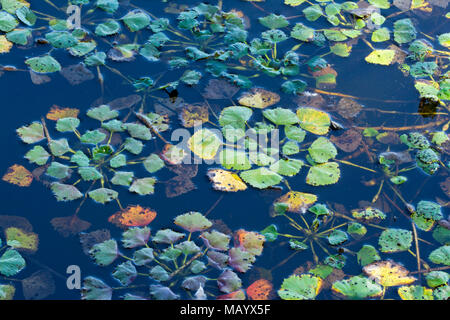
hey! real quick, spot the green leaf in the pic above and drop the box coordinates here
[429,246,450,265]
[371,28,390,42]
[263,107,299,125]
[17,122,44,144]
[394,18,416,44]
[16,6,36,26]
[133,248,154,266]
[56,117,80,132]
[259,14,289,29]
[78,167,103,181]
[200,230,230,251]
[426,271,449,288]
[303,5,323,22]
[278,274,322,300]
[46,161,70,179]
[0,11,18,32]
[25,55,61,73]
[125,123,152,140]
[282,141,300,155]
[95,20,121,36]
[153,229,185,244]
[111,171,134,186]
[398,285,434,300]
[50,182,83,201]
[49,138,70,156]
[149,265,170,281]
[285,125,306,142]
[89,239,118,266]
[88,188,118,204]
[81,277,112,300]
[129,178,156,195]
[332,276,383,299]
[25,146,49,165]
[109,154,126,168]
[368,0,391,9]
[6,28,31,45]
[357,245,381,266]
[306,162,340,186]
[121,10,150,32]
[112,261,137,286]
[240,167,283,189]
[124,137,143,155]
[71,151,90,167]
[87,105,119,122]
[45,31,78,48]
[0,249,25,276]
[96,0,119,13]
[281,80,307,94]
[308,137,337,163]
[379,228,413,253]
[269,159,303,177]
[80,130,107,144]
[220,107,253,129]
[291,23,314,41]
[328,230,348,245]
[174,212,212,233]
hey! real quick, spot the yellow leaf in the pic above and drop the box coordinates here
[207,169,247,192]
[0,35,13,54]
[296,107,331,135]
[238,88,280,109]
[179,104,209,128]
[274,191,317,213]
[5,227,39,252]
[363,261,417,287]
[188,128,222,160]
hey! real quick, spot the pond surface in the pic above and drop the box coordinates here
[0,0,449,300]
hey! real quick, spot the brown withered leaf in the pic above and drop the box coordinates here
[60,63,95,85]
[22,270,55,300]
[295,91,326,109]
[165,175,196,198]
[0,215,33,232]
[154,97,187,117]
[79,229,111,255]
[50,215,91,238]
[330,129,362,152]
[440,177,450,198]
[203,79,239,100]
[167,164,198,178]
[336,98,363,119]
[109,94,142,110]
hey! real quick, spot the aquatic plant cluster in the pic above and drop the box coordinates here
[0,0,449,300]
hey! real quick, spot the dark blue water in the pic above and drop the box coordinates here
[0,0,448,299]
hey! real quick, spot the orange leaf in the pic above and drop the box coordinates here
[217,290,246,300]
[46,105,80,121]
[246,279,273,300]
[108,205,157,228]
[2,164,33,187]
